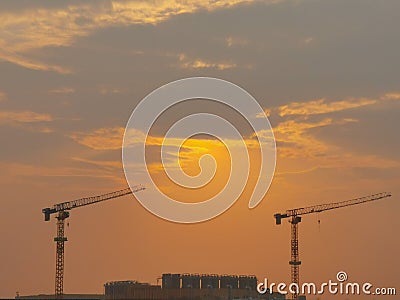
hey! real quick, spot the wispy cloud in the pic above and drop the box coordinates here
[72,157,122,170]
[178,54,237,70]
[0,48,72,74]
[48,87,75,95]
[270,118,348,158]
[68,87,399,178]
[0,161,122,182]
[225,36,249,47]
[256,91,400,175]
[0,90,7,102]
[0,0,269,73]
[69,126,253,151]
[262,92,400,118]
[67,116,399,189]
[0,110,53,123]
[258,116,400,180]
[98,86,124,95]
[301,36,314,45]
[384,92,400,100]
[277,97,376,117]
[69,127,125,150]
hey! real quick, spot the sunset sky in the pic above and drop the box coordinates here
[0,1,399,299]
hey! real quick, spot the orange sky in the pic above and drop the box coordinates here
[0,1,399,299]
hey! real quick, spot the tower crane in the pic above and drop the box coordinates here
[274,192,392,300]
[42,185,145,297]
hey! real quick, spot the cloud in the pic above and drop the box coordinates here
[271,118,334,158]
[0,0,269,72]
[262,92,400,118]
[70,115,399,185]
[277,97,377,117]
[0,161,122,182]
[72,157,122,169]
[178,53,237,70]
[301,37,314,45]
[37,127,55,134]
[70,127,152,150]
[0,48,72,74]
[265,116,400,175]
[225,36,249,47]
[255,92,400,175]
[0,110,54,123]
[69,127,125,150]
[98,86,124,95]
[70,125,253,152]
[0,91,7,102]
[384,92,400,100]
[48,87,75,95]
[266,117,359,159]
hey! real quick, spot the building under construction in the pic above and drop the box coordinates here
[104,273,279,300]
[16,273,284,300]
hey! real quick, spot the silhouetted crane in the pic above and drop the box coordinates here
[274,192,392,300]
[42,185,145,297]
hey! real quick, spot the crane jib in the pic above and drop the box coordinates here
[42,185,145,221]
[273,191,392,300]
[42,185,145,297]
[274,192,391,224]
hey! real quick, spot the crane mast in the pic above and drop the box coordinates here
[42,185,145,297]
[274,192,391,300]
[54,211,69,296]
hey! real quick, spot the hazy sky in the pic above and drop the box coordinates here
[0,1,399,299]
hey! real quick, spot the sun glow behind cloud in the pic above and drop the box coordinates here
[67,89,400,188]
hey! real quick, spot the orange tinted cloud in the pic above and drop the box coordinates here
[98,86,124,95]
[0,0,266,72]
[70,126,260,152]
[225,36,249,47]
[277,97,377,117]
[262,92,400,118]
[69,127,125,150]
[0,161,123,187]
[68,126,261,187]
[178,54,237,70]
[71,157,122,170]
[271,118,333,158]
[0,48,72,74]
[270,117,399,172]
[384,92,400,100]
[0,90,7,102]
[48,87,75,95]
[68,108,398,183]
[0,110,53,123]
[256,92,400,170]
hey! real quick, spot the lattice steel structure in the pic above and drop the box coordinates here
[274,192,392,300]
[42,185,145,297]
